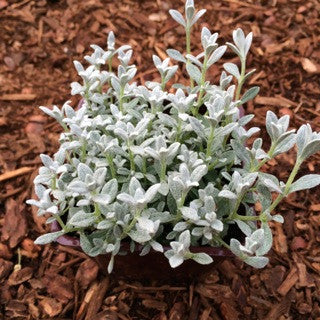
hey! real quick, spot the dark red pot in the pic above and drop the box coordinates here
[51,221,235,281]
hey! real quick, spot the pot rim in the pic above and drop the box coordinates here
[50,220,234,257]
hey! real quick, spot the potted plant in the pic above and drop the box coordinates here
[27,0,320,276]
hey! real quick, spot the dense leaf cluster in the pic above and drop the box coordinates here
[28,0,320,272]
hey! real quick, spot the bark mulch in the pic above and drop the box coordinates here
[0,0,320,319]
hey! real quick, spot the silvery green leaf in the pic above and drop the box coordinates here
[226,42,241,57]
[73,60,84,73]
[173,222,188,232]
[218,190,237,199]
[207,46,227,67]
[190,9,206,26]
[244,256,269,268]
[289,174,320,193]
[164,65,178,82]
[69,211,96,227]
[300,139,320,160]
[272,215,284,223]
[107,31,115,50]
[261,178,282,193]
[92,194,112,206]
[232,28,246,55]
[166,49,186,62]
[168,177,184,200]
[244,32,253,56]
[255,222,272,256]
[150,241,163,252]
[230,139,250,164]
[80,233,93,255]
[68,181,88,194]
[34,231,65,244]
[189,117,205,138]
[78,163,93,181]
[144,183,161,203]
[129,230,151,243]
[192,252,213,265]
[223,63,240,79]
[241,87,260,104]
[97,220,113,230]
[107,255,114,274]
[186,4,195,21]
[186,63,202,85]
[71,82,84,95]
[117,193,135,205]
[159,182,169,196]
[273,133,296,156]
[235,220,252,237]
[169,9,186,27]
[179,230,191,246]
[129,177,142,196]
[266,111,278,141]
[168,254,184,268]
[216,123,237,137]
[152,54,163,68]
[101,179,118,201]
[243,69,256,81]
[230,238,242,256]
[185,54,203,68]
[191,165,208,182]
[181,207,199,220]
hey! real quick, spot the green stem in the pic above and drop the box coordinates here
[106,153,116,178]
[127,141,135,172]
[121,209,142,238]
[186,26,194,89]
[250,143,276,172]
[175,118,182,142]
[265,159,302,215]
[54,214,67,231]
[206,126,215,158]
[194,54,208,115]
[174,191,188,221]
[160,159,167,181]
[119,86,125,113]
[94,202,102,221]
[161,75,166,91]
[235,58,246,101]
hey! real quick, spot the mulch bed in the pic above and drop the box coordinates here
[0,0,320,319]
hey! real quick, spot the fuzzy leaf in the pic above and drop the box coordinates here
[290,174,320,193]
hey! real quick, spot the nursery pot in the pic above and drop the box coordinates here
[49,102,245,281]
[51,221,238,282]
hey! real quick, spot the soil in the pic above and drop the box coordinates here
[0,0,320,319]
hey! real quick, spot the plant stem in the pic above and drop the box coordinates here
[250,143,276,172]
[122,209,142,238]
[127,141,135,172]
[94,202,102,221]
[160,159,167,181]
[206,125,215,158]
[119,86,125,113]
[194,54,208,115]
[264,159,302,215]
[186,26,194,89]
[235,58,246,101]
[106,153,116,178]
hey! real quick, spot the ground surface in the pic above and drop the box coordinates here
[0,0,320,319]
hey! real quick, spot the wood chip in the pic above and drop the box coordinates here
[277,267,299,296]
[0,167,34,182]
[255,96,297,108]
[0,93,37,101]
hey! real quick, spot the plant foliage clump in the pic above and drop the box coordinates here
[28,0,320,272]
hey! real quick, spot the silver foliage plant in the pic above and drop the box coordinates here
[28,0,320,273]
